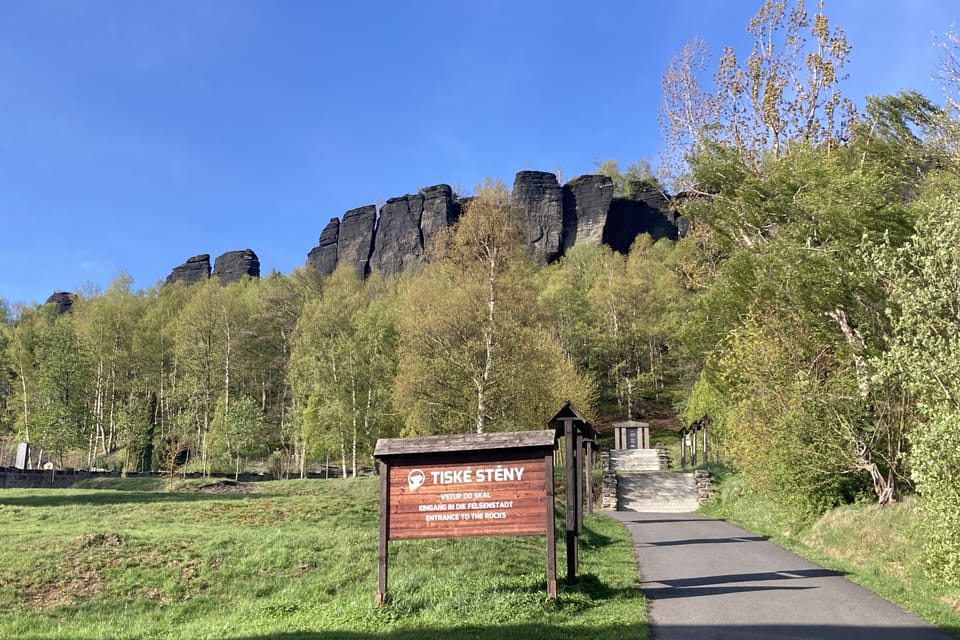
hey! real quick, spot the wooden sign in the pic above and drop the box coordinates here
[385,449,549,540]
[374,430,557,605]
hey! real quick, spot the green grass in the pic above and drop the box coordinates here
[0,477,645,639]
[700,471,960,637]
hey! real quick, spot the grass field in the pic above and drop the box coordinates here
[0,477,646,640]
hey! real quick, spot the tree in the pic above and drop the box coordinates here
[33,317,93,466]
[660,0,856,186]
[394,181,596,436]
[676,126,926,515]
[587,236,691,417]
[659,36,715,189]
[169,278,258,475]
[287,267,399,477]
[71,274,146,464]
[594,158,661,198]
[212,394,264,480]
[873,186,960,586]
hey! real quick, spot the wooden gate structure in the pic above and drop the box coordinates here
[373,402,597,605]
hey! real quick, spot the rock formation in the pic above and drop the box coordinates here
[151,169,684,295]
[303,171,683,281]
[45,291,76,314]
[562,174,615,249]
[166,254,211,285]
[419,184,458,251]
[306,218,340,277]
[512,171,565,265]
[212,249,260,284]
[337,205,378,279]
[369,194,425,277]
[605,185,679,253]
[165,250,259,287]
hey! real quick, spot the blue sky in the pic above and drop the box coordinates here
[1,0,955,306]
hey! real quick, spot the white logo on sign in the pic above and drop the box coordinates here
[407,469,426,492]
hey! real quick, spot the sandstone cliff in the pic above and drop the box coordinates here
[166,250,260,286]
[161,169,682,292]
[306,171,682,279]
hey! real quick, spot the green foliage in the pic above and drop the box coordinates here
[34,317,94,463]
[872,188,960,588]
[287,266,400,475]
[395,182,597,435]
[211,394,265,478]
[594,158,661,197]
[677,131,922,518]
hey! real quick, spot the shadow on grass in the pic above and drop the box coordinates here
[14,623,958,640]
[218,622,957,640]
[0,490,255,507]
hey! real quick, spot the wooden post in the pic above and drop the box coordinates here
[585,439,594,516]
[545,450,557,600]
[575,429,586,536]
[702,423,709,464]
[680,428,687,467]
[691,425,698,467]
[376,460,389,607]
[564,418,578,584]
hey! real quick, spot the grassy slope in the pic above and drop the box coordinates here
[0,477,646,640]
[700,472,960,637]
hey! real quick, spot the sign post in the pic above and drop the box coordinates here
[374,430,558,605]
[547,402,596,586]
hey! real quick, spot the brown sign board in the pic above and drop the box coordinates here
[373,429,558,604]
[385,450,548,540]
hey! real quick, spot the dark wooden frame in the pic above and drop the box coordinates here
[374,430,558,605]
[547,402,596,585]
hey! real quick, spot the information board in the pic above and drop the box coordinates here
[385,451,548,540]
[374,429,558,604]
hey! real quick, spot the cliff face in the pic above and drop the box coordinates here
[45,291,77,314]
[562,174,615,249]
[166,254,211,285]
[369,194,425,277]
[213,249,260,283]
[166,250,260,286]
[305,171,682,279]
[162,169,683,293]
[512,171,565,265]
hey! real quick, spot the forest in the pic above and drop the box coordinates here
[2,0,959,588]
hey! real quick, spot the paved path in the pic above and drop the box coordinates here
[609,511,957,640]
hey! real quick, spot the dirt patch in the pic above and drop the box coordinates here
[75,533,124,549]
[197,481,256,494]
[942,595,960,612]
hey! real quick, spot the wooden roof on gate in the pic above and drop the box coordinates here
[547,401,597,441]
[374,429,557,459]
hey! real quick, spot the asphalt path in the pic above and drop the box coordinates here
[609,511,957,640]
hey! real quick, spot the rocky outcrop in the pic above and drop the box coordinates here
[306,218,340,277]
[420,184,458,251]
[212,249,260,284]
[512,171,564,265]
[45,291,76,314]
[370,194,425,277]
[562,174,615,249]
[165,250,259,287]
[338,205,377,279]
[601,184,681,253]
[303,171,682,280]
[166,254,211,285]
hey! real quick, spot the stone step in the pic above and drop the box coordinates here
[609,449,661,472]
[617,472,699,513]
